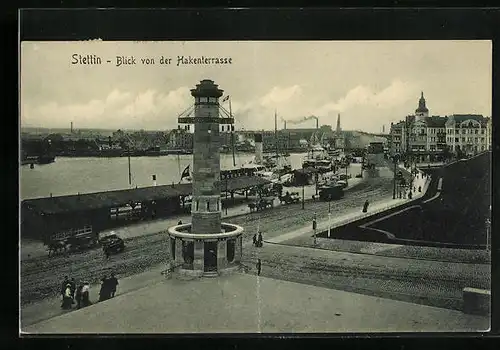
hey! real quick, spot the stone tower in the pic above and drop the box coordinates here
[168,80,244,277]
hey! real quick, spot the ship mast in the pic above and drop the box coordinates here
[230,98,236,167]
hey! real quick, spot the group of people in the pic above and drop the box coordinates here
[98,273,119,302]
[60,276,91,310]
[252,231,263,247]
[60,273,119,310]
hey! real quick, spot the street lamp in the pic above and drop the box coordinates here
[485,218,491,252]
[225,176,228,215]
[328,201,332,238]
[312,213,317,245]
[392,153,400,199]
[302,184,305,209]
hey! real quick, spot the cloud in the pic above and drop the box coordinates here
[21,87,192,130]
[259,85,303,107]
[312,79,418,116]
[229,80,418,131]
[21,80,418,133]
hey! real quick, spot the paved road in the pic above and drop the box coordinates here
[242,244,490,311]
[21,168,395,306]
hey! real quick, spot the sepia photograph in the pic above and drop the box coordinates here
[19,40,491,333]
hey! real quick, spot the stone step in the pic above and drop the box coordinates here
[203,271,219,278]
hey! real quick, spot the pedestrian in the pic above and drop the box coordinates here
[81,281,91,307]
[61,276,70,298]
[252,233,257,247]
[104,246,110,260]
[256,259,261,276]
[257,232,263,247]
[75,285,83,309]
[61,283,72,310]
[108,273,119,298]
[418,186,422,193]
[99,275,109,302]
[362,200,369,213]
[178,220,183,225]
[69,278,76,301]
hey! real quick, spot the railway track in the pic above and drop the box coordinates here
[21,173,395,306]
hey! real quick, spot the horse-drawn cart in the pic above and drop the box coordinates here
[45,225,99,257]
[248,196,275,212]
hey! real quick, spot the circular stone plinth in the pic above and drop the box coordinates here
[167,222,243,240]
[166,223,244,278]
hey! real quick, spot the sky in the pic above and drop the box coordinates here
[20,41,492,133]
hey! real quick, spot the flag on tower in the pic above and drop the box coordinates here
[180,165,190,180]
[222,95,230,102]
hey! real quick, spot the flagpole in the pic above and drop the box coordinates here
[177,153,181,181]
[229,97,236,167]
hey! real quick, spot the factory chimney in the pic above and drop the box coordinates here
[315,117,319,130]
[152,174,157,187]
[254,133,263,164]
[284,120,287,130]
[70,121,73,134]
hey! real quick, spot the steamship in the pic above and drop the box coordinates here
[301,144,333,173]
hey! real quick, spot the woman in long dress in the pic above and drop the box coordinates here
[81,281,92,307]
[61,284,72,309]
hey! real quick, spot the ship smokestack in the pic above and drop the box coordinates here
[152,174,157,187]
[254,133,263,164]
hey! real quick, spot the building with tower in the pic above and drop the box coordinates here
[415,91,429,120]
[167,80,244,277]
[389,92,491,160]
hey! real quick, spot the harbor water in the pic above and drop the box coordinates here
[20,153,307,200]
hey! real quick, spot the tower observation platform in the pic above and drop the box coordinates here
[167,80,244,277]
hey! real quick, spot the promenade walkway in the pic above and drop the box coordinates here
[23,273,488,334]
[266,169,430,245]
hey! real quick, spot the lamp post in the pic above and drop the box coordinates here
[312,213,317,245]
[225,176,228,215]
[302,184,305,209]
[485,217,491,252]
[328,201,332,238]
[315,172,319,195]
[392,154,399,199]
[345,160,349,185]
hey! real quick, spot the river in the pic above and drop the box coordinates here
[20,153,307,200]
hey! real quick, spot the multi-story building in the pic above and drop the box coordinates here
[389,120,406,154]
[168,128,194,151]
[389,92,491,160]
[445,114,490,156]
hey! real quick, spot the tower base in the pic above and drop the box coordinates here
[167,223,244,278]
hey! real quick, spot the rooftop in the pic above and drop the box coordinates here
[22,176,271,215]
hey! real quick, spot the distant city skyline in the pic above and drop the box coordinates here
[20,41,492,133]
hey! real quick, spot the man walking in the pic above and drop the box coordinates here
[108,273,119,298]
[257,232,263,247]
[256,259,261,276]
[69,278,76,301]
[362,200,369,213]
